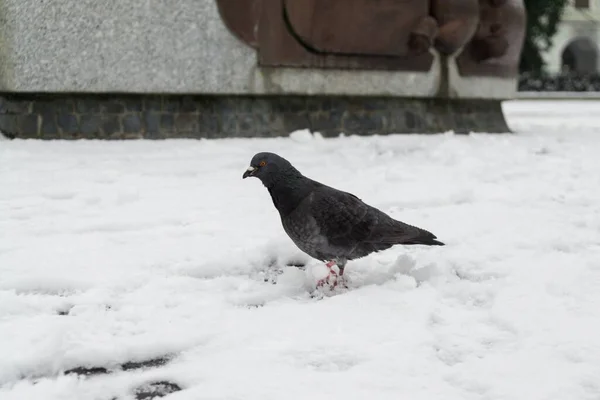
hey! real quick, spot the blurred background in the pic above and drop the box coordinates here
[519,0,600,93]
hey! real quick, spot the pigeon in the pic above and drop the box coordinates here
[243,152,444,288]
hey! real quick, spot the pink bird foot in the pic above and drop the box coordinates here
[316,260,341,288]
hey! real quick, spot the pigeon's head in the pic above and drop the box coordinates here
[242,152,299,186]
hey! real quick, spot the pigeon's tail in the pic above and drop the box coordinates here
[377,221,445,247]
[402,235,445,246]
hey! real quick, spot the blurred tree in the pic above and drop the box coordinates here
[519,0,569,74]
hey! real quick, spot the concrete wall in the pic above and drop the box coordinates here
[0,94,511,140]
[0,0,439,97]
[0,0,520,99]
[448,58,518,99]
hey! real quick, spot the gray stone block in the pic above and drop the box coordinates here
[122,132,143,140]
[306,98,322,113]
[250,113,271,135]
[284,98,308,113]
[198,114,218,137]
[122,114,142,133]
[238,114,256,134]
[386,110,403,133]
[163,98,181,113]
[363,99,388,111]
[329,98,352,113]
[123,98,143,112]
[57,113,78,134]
[219,99,238,114]
[160,114,174,131]
[144,97,163,112]
[236,98,255,114]
[342,112,382,135]
[75,99,101,113]
[100,99,126,114]
[1,97,31,113]
[175,114,197,134]
[310,112,337,133]
[180,96,197,113]
[220,113,237,134]
[283,113,310,133]
[196,98,215,114]
[102,116,121,136]
[18,114,39,136]
[80,114,102,135]
[318,108,344,137]
[405,110,425,131]
[33,98,73,114]
[143,112,161,134]
[0,114,17,135]
[40,112,59,136]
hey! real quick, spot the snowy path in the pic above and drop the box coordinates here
[1,100,600,400]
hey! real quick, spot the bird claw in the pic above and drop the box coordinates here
[316,273,338,289]
[315,260,347,290]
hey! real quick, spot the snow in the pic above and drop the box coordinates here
[1,100,600,400]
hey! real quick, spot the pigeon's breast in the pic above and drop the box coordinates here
[281,212,328,260]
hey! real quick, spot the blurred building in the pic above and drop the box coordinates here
[544,0,600,74]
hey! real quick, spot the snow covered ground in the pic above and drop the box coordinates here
[1,100,600,400]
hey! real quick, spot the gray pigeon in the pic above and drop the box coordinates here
[243,152,444,287]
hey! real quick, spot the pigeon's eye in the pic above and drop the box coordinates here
[259,161,267,167]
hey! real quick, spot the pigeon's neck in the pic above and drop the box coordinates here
[266,172,313,216]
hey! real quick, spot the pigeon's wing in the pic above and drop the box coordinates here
[306,188,379,247]
[307,186,441,248]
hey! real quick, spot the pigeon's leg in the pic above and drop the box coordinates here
[336,258,347,276]
[316,260,339,288]
[336,259,348,288]
[316,258,348,289]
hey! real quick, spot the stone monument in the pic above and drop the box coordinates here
[0,0,526,139]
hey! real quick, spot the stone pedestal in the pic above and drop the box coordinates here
[0,0,524,139]
[0,94,509,139]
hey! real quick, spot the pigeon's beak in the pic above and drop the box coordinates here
[242,166,256,179]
